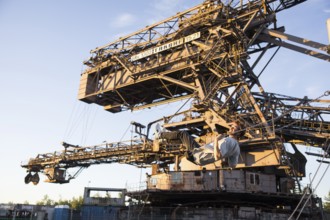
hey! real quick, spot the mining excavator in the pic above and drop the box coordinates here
[22,0,330,218]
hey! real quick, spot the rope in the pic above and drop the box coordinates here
[119,123,132,142]
[64,103,86,141]
[80,105,99,145]
[166,97,192,122]
[63,100,79,140]
[63,101,99,145]
[296,161,330,219]
[288,143,330,219]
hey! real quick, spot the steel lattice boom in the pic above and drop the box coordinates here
[22,0,330,190]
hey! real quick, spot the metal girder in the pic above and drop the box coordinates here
[81,1,275,113]
[158,75,197,91]
[79,0,283,113]
[264,29,329,52]
[131,94,194,111]
[260,0,307,13]
[23,0,330,187]
[259,29,330,62]
[88,3,204,58]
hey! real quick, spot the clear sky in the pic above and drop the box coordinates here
[0,0,329,204]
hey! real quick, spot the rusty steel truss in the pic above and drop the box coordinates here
[22,0,330,202]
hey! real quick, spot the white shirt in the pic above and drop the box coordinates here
[192,137,240,167]
[217,137,240,167]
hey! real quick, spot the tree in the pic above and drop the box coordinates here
[55,197,70,207]
[36,195,54,206]
[324,191,330,212]
[35,195,84,210]
[70,196,83,210]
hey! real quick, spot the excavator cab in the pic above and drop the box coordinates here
[44,167,70,184]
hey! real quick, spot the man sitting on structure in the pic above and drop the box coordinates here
[154,122,242,168]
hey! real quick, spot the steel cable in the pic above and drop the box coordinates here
[288,143,330,219]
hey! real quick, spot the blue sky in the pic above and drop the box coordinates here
[0,0,329,204]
